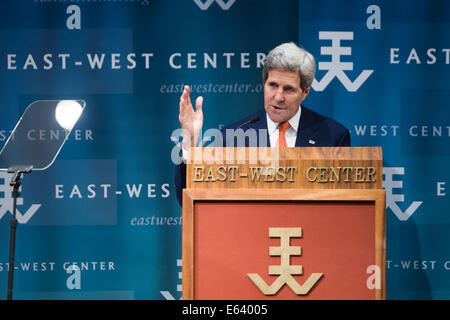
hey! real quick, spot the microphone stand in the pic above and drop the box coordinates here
[236,116,260,129]
[6,165,32,300]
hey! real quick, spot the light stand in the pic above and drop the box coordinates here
[6,165,32,300]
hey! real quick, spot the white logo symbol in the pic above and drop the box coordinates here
[248,228,323,296]
[383,167,422,221]
[193,0,236,10]
[0,172,41,224]
[160,259,182,300]
[312,31,374,92]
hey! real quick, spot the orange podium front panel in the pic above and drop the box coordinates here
[182,148,386,300]
[183,189,385,300]
[196,201,375,299]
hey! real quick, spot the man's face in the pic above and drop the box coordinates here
[264,69,310,123]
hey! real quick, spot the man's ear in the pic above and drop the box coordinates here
[302,86,311,100]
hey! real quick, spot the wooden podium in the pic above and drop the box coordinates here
[182,147,385,300]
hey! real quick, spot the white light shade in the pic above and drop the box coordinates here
[55,100,83,131]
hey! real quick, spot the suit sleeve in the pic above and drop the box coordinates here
[174,145,187,207]
[174,162,186,207]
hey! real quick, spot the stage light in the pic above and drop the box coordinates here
[55,100,83,131]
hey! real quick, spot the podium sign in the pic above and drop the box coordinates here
[183,147,386,300]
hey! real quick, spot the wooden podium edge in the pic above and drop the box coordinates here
[182,188,386,300]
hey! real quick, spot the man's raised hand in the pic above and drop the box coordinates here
[179,85,203,149]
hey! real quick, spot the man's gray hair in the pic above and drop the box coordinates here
[263,42,316,91]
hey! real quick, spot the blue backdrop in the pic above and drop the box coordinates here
[0,0,449,300]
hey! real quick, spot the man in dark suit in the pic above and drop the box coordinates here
[175,42,350,205]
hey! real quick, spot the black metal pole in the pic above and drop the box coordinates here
[7,181,20,300]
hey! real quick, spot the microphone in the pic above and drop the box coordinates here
[200,116,261,147]
[237,116,260,129]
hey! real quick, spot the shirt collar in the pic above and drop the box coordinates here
[266,106,302,135]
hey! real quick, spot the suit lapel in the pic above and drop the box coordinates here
[295,106,321,147]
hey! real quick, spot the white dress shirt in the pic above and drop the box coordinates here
[266,106,301,147]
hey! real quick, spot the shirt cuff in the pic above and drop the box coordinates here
[182,145,190,163]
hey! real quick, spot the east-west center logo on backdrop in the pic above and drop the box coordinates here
[0,172,41,224]
[313,31,374,92]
